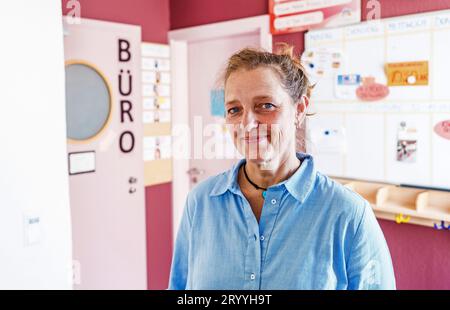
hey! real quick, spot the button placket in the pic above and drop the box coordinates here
[259,191,284,273]
[240,195,262,289]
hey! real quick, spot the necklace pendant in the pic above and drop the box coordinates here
[262,191,267,199]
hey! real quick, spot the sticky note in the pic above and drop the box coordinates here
[385,61,429,86]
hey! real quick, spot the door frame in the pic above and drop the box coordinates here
[169,15,272,242]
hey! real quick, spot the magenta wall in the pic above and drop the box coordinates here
[170,0,268,29]
[63,0,170,43]
[145,183,173,290]
[62,0,172,290]
[169,0,450,289]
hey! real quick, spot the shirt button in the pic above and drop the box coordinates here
[250,273,256,280]
[271,199,277,205]
[260,235,265,241]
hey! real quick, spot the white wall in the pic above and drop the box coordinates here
[0,1,73,289]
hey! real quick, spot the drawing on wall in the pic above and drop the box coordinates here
[356,76,389,101]
[434,120,450,140]
[386,61,429,86]
[396,121,418,163]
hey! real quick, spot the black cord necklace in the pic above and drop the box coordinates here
[243,163,268,199]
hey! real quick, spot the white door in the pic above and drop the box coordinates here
[170,16,272,238]
[64,18,147,290]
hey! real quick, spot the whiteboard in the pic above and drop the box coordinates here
[304,10,450,190]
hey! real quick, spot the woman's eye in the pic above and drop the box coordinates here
[261,103,275,109]
[227,107,240,115]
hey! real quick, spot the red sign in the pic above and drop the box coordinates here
[356,77,389,101]
[434,120,450,140]
[269,0,361,35]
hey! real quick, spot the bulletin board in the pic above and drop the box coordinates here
[304,10,450,191]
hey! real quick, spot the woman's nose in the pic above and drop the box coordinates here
[241,110,259,131]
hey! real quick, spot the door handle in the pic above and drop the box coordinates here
[187,168,205,184]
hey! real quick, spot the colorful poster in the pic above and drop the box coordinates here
[269,0,361,35]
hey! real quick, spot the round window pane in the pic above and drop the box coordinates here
[65,63,111,140]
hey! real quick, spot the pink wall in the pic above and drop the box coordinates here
[62,0,172,290]
[170,0,268,29]
[169,0,450,289]
[145,184,173,290]
[63,0,170,43]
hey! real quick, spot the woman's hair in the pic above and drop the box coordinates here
[223,43,314,103]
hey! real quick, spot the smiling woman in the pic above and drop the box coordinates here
[168,44,396,290]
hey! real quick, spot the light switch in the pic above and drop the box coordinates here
[23,214,42,246]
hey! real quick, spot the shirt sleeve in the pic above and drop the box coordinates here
[347,203,396,290]
[167,197,192,290]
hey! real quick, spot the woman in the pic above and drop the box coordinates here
[169,45,396,290]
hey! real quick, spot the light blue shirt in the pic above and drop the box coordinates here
[169,152,396,290]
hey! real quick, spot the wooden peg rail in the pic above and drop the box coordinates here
[332,178,450,229]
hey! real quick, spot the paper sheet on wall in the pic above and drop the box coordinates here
[335,74,362,99]
[301,47,343,80]
[386,61,429,86]
[143,136,172,161]
[307,126,347,154]
[210,89,225,117]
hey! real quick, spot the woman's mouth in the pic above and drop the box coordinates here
[241,135,269,143]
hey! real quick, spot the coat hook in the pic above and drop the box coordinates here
[395,213,410,224]
[434,220,450,230]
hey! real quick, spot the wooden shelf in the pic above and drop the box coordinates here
[333,178,450,228]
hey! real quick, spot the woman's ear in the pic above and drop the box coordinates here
[297,95,309,113]
[295,95,309,127]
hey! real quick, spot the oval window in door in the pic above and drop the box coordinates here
[65,62,112,141]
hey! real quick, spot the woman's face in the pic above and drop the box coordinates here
[224,67,303,165]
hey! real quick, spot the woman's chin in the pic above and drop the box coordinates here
[240,149,275,163]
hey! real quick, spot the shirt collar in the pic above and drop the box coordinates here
[210,152,317,204]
